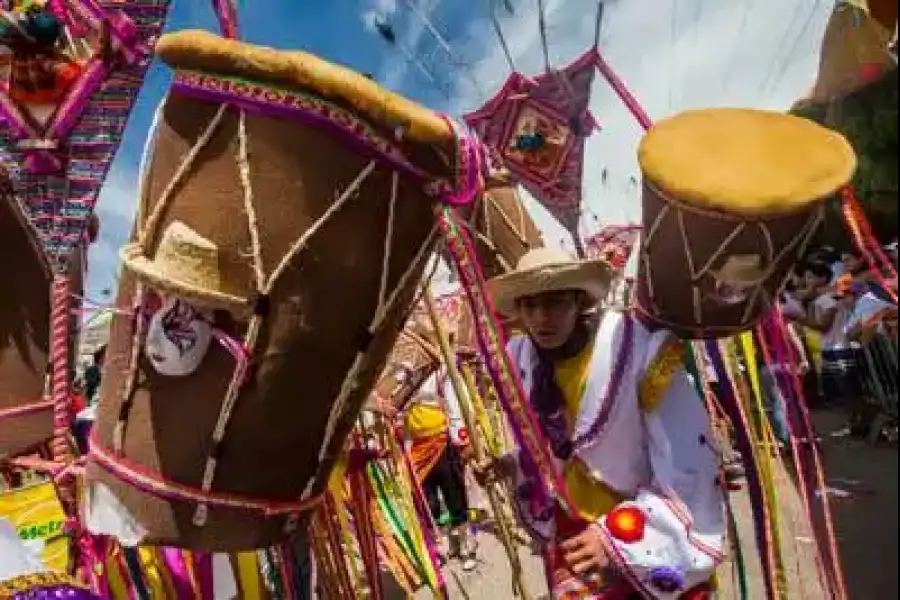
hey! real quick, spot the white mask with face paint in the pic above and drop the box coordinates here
[144,297,212,377]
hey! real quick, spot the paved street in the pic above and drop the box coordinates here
[401,406,897,599]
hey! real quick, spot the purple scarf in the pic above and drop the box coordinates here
[529,320,593,460]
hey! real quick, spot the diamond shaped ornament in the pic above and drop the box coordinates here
[0,0,172,268]
[464,49,599,235]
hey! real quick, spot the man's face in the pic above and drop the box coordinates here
[841,253,862,273]
[804,270,827,290]
[516,290,581,350]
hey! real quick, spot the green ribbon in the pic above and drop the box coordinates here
[367,461,433,585]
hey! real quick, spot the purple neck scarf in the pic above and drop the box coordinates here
[529,320,594,460]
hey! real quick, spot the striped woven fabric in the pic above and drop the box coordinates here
[408,432,448,482]
[0,0,173,271]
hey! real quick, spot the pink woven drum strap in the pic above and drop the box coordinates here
[0,399,54,421]
[88,429,324,517]
[210,0,239,39]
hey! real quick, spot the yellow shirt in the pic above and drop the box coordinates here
[554,344,624,521]
[803,327,822,369]
[404,403,448,439]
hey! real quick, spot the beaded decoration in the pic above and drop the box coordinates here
[0,571,96,600]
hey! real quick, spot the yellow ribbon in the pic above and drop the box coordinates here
[726,337,788,598]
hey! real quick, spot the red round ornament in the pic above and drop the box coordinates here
[606,505,647,544]
[455,426,470,446]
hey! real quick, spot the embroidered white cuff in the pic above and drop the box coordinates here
[598,490,724,599]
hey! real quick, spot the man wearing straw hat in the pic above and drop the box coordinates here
[477,248,725,599]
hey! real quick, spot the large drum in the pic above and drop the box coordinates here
[0,169,87,460]
[634,108,856,339]
[453,171,543,352]
[462,171,543,276]
[82,30,470,551]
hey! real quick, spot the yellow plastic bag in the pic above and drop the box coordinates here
[0,481,69,571]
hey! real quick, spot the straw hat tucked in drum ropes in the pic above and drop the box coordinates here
[120,220,249,312]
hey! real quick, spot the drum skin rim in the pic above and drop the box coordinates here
[637,108,856,218]
[643,178,831,222]
[156,29,454,146]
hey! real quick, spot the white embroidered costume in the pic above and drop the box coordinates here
[505,310,727,599]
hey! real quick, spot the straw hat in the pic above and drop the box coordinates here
[709,255,767,287]
[488,247,613,316]
[120,221,248,312]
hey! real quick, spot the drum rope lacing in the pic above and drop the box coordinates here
[638,179,824,334]
[106,97,442,527]
[0,399,56,421]
[459,186,534,274]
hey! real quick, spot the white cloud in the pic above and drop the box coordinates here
[363,0,447,91]
[85,164,141,298]
[431,0,834,260]
[361,0,398,31]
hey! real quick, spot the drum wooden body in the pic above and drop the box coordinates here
[83,31,457,551]
[463,175,543,277]
[372,175,543,410]
[1,173,86,460]
[635,184,825,338]
[456,176,542,351]
[633,108,856,339]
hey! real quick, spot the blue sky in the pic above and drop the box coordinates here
[86,0,835,299]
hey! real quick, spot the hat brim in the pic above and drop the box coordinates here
[488,259,613,317]
[119,243,249,313]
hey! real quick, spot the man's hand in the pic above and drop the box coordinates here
[458,443,475,464]
[472,454,515,487]
[371,396,397,419]
[559,525,609,576]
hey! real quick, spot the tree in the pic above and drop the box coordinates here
[791,68,898,246]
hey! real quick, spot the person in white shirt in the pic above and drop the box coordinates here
[788,262,857,404]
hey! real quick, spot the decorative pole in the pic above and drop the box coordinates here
[421,285,531,600]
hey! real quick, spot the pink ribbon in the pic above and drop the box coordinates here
[47,0,90,37]
[161,548,197,600]
[211,0,240,39]
[431,117,485,207]
[196,552,215,600]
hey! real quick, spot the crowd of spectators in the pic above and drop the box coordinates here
[769,241,898,440]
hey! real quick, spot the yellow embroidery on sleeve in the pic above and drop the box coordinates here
[639,336,685,413]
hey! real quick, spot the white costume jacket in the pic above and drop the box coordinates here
[505,311,726,599]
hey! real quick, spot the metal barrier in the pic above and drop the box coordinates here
[857,325,899,442]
